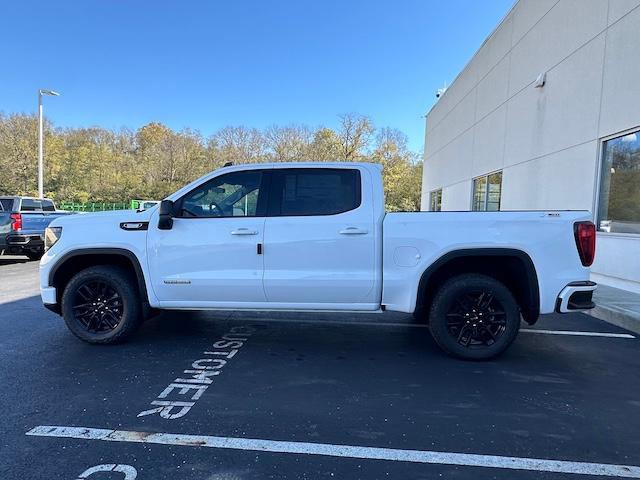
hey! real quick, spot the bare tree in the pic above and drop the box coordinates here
[211,126,266,165]
[264,125,313,162]
[338,113,374,161]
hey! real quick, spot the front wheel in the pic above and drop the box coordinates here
[428,274,520,360]
[61,265,142,344]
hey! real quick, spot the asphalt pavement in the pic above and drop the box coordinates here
[1,257,639,480]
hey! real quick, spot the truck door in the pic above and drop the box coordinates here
[263,167,378,308]
[147,169,269,306]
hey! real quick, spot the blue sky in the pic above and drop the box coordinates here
[2,0,513,153]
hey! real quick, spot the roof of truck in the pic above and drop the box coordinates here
[217,161,382,171]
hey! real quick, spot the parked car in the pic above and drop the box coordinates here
[39,162,597,359]
[131,199,160,211]
[0,196,72,260]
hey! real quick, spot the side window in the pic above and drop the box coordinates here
[0,198,13,212]
[270,168,361,216]
[0,199,14,211]
[178,170,264,218]
[42,200,56,212]
[21,199,42,212]
[429,189,442,212]
[472,171,502,211]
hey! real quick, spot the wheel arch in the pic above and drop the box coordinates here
[416,248,540,325]
[49,248,150,314]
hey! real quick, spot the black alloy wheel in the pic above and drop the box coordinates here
[71,280,124,333]
[445,290,507,348]
[428,274,520,360]
[61,265,142,344]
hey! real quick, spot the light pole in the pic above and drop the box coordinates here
[38,89,59,199]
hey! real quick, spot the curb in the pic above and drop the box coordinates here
[587,305,640,336]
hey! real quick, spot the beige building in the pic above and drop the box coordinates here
[421,0,640,293]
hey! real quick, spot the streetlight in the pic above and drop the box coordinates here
[38,89,59,199]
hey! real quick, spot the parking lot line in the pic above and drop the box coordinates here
[245,317,636,339]
[519,329,635,339]
[27,425,640,478]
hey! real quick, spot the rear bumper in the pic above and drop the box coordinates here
[3,234,44,253]
[556,281,597,313]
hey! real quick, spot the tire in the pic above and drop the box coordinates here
[428,274,520,360]
[61,265,142,344]
[26,250,43,261]
[412,305,427,323]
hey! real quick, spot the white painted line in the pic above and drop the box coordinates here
[27,425,640,478]
[520,329,635,339]
[243,317,636,339]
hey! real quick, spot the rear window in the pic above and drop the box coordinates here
[42,200,55,212]
[0,199,14,212]
[20,199,42,212]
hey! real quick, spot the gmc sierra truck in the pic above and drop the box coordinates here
[0,196,71,260]
[39,162,597,359]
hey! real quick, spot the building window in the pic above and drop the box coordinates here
[598,130,640,234]
[472,171,502,211]
[430,189,442,211]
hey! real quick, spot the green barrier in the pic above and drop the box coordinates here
[58,202,130,212]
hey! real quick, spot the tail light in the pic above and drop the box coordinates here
[10,213,22,231]
[574,221,596,267]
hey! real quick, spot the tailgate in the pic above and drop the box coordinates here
[18,213,52,236]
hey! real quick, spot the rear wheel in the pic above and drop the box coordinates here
[428,274,520,360]
[61,265,142,344]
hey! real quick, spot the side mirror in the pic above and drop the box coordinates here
[158,200,174,230]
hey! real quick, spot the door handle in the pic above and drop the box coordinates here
[339,227,368,235]
[231,228,258,235]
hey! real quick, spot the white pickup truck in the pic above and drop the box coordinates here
[39,162,597,359]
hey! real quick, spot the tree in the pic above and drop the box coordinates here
[308,128,342,161]
[210,126,266,165]
[0,113,39,196]
[337,113,374,161]
[0,112,423,211]
[264,125,313,162]
[371,128,422,211]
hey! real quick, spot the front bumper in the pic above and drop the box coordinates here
[41,286,57,305]
[556,281,597,313]
[41,286,60,314]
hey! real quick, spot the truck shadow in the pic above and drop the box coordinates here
[0,256,29,265]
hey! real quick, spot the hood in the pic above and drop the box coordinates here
[49,208,155,228]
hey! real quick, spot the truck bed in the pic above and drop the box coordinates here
[382,210,592,315]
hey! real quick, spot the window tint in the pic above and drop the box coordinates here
[42,200,55,212]
[20,199,42,212]
[598,130,640,234]
[270,169,361,216]
[178,170,263,218]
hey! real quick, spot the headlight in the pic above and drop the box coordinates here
[44,227,62,251]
